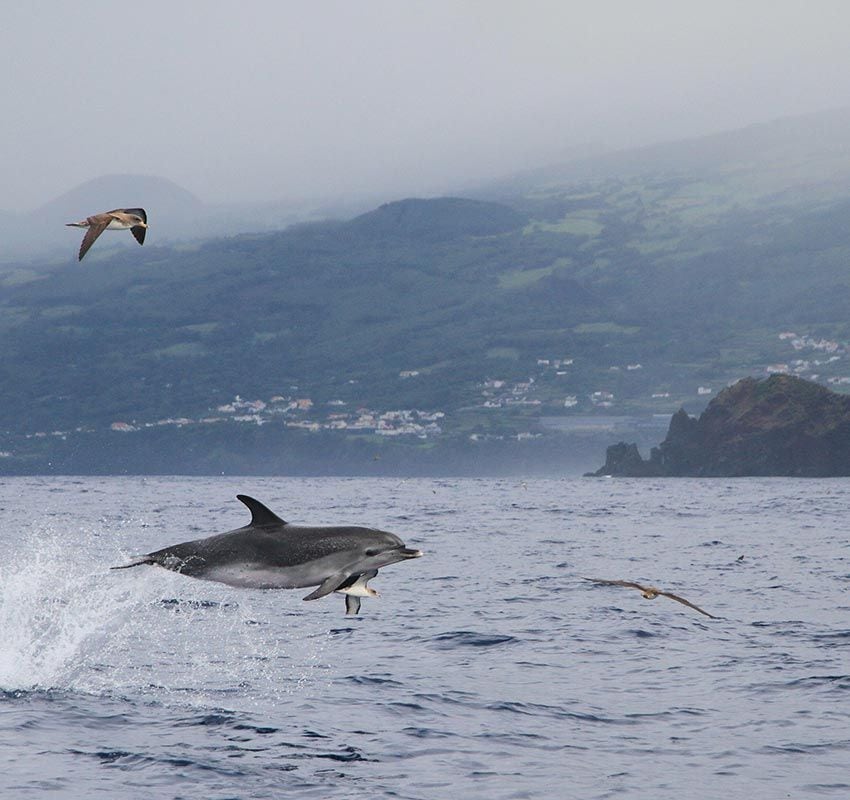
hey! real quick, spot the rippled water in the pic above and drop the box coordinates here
[1,476,848,799]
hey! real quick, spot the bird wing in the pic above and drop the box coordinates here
[118,207,147,223]
[582,577,648,592]
[108,208,146,245]
[78,217,109,261]
[658,590,718,619]
[130,225,146,245]
[345,595,361,615]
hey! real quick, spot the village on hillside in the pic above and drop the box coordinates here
[5,330,850,459]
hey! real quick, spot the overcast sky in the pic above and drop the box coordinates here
[2,1,850,210]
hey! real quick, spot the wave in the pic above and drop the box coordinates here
[430,631,519,648]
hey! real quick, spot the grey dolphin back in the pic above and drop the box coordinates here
[237,494,287,526]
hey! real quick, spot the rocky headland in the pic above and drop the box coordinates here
[588,374,850,477]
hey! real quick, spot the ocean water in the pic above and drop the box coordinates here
[1,476,848,799]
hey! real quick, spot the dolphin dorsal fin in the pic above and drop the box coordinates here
[236,494,287,526]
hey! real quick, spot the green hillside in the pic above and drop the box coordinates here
[4,112,850,474]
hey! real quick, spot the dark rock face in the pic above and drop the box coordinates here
[588,375,850,477]
[585,442,662,477]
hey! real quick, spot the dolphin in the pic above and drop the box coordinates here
[112,495,423,614]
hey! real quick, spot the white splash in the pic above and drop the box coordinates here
[0,527,139,690]
[0,520,330,705]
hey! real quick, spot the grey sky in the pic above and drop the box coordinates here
[2,0,850,210]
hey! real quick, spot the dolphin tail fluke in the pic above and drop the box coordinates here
[345,595,362,615]
[110,556,156,570]
[303,570,350,601]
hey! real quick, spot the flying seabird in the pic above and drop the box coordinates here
[65,208,148,261]
[582,577,719,619]
[336,570,379,616]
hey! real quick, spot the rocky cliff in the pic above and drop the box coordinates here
[588,375,850,477]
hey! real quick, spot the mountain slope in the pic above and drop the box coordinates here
[4,111,850,473]
[482,106,850,205]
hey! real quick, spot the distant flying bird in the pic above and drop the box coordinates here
[582,577,719,619]
[65,208,148,261]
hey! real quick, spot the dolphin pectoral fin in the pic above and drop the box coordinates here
[345,595,361,615]
[302,571,351,601]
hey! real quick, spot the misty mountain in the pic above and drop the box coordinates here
[348,197,527,242]
[3,109,850,473]
[479,106,850,209]
[0,173,359,264]
[0,174,210,262]
[39,173,205,230]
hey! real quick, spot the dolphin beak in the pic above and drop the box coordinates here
[400,548,423,558]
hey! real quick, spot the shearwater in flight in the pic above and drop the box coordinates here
[66,207,148,261]
[582,577,719,619]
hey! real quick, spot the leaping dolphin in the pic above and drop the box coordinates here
[112,495,423,615]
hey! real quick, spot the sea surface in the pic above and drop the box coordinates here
[1,476,848,799]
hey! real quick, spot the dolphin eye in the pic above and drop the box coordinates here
[365,548,380,556]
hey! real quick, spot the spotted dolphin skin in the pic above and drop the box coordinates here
[113,495,423,614]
